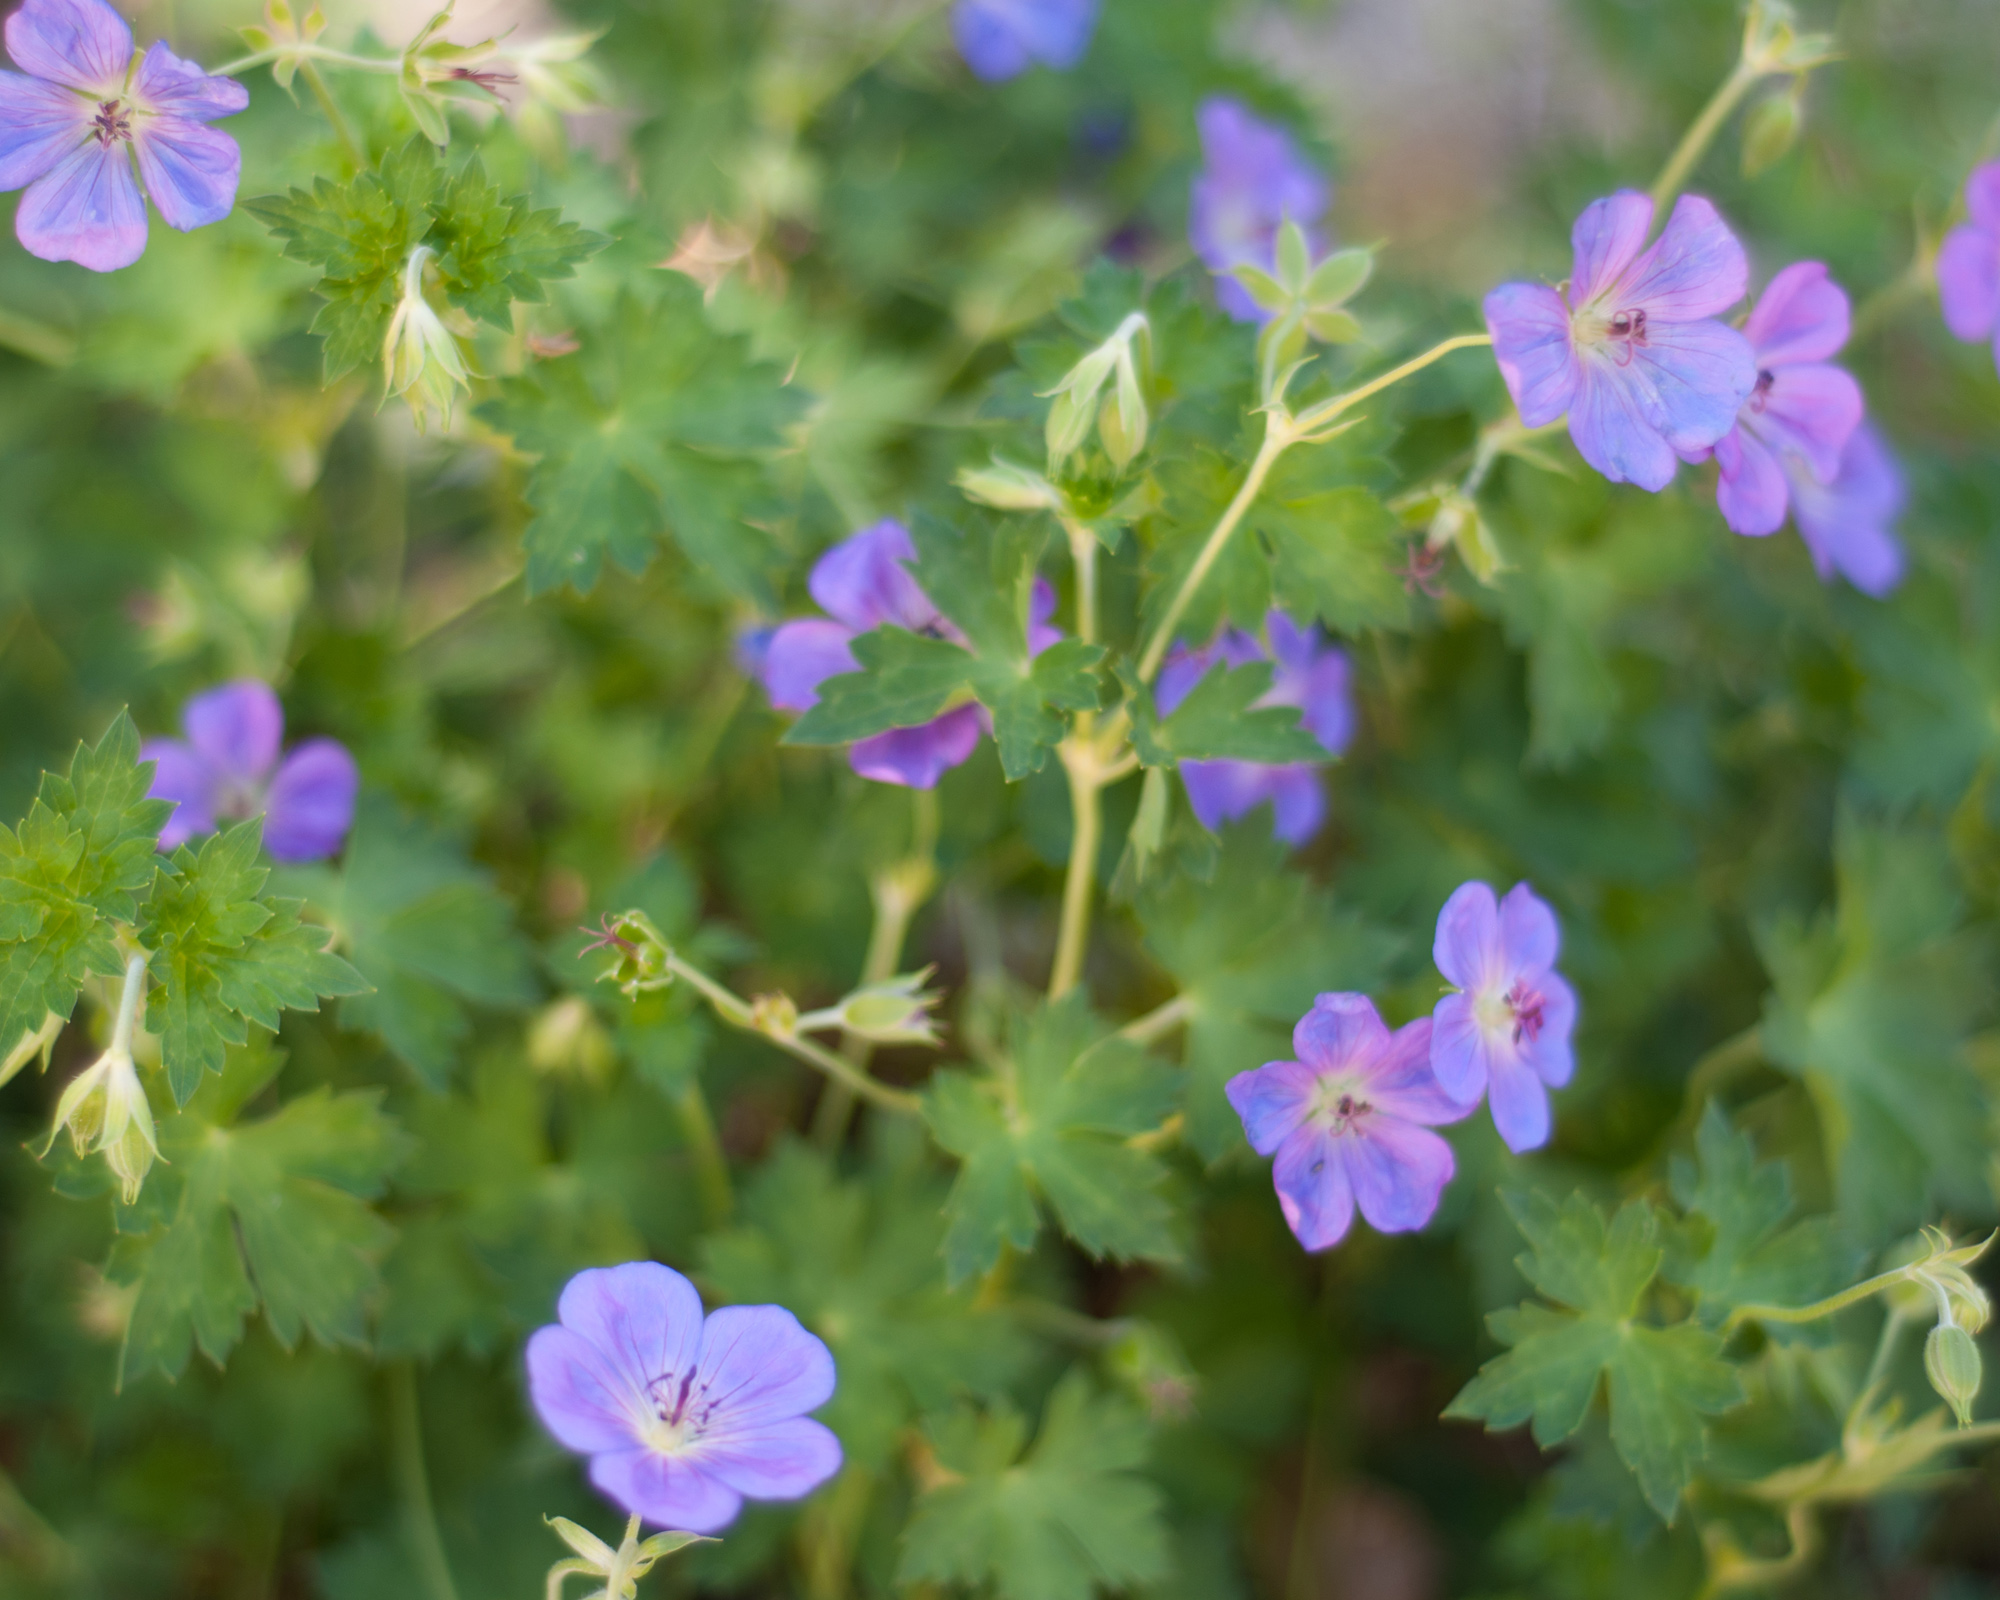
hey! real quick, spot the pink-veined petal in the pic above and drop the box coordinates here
[1626,317,1757,455]
[1567,190,1653,308]
[0,70,87,190]
[589,1449,743,1535]
[1937,222,2000,343]
[1487,1052,1553,1152]
[131,39,248,122]
[1359,1017,1469,1126]
[14,134,145,271]
[1291,992,1390,1076]
[1617,194,1748,320]
[1483,281,1578,428]
[1346,1115,1455,1233]
[1568,357,1679,491]
[1432,880,1502,990]
[557,1262,708,1404]
[1788,424,1905,598]
[1497,882,1559,975]
[132,109,239,231]
[1225,1058,1317,1155]
[182,679,282,784]
[1428,993,1490,1106]
[4,0,130,95]
[693,1304,837,1431]
[1749,361,1863,485]
[526,1324,647,1455]
[1271,1124,1355,1251]
[1745,261,1849,366]
[695,1416,843,1502]
[1714,426,1788,537]
[1525,971,1577,1089]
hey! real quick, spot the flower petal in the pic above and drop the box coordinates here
[182,679,282,784]
[847,703,985,788]
[1525,971,1577,1089]
[1487,1052,1552,1152]
[1028,575,1063,656]
[133,109,240,232]
[1432,880,1501,990]
[0,70,87,191]
[4,0,130,95]
[557,1262,708,1403]
[1744,261,1849,366]
[1616,194,1748,320]
[1567,190,1653,308]
[1428,993,1489,1106]
[808,520,934,634]
[953,0,1098,79]
[131,39,248,122]
[1483,281,1579,429]
[1497,882,1559,975]
[693,1304,837,1431]
[1748,362,1863,487]
[1568,358,1678,491]
[1265,612,1352,755]
[1937,222,2000,343]
[1188,95,1329,306]
[1788,424,1905,598]
[14,135,145,271]
[1714,425,1788,537]
[1262,765,1326,846]
[526,1325,646,1455]
[1291,991,1390,1076]
[761,619,857,712]
[1967,161,2000,232]
[1225,1058,1317,1155]
[696,1416,843,1502]
[589,1449,743,1535]
[1358,1016,1468,1125]
[1271,1124,1355,1251]
[1626,318,1757,456]
[262,738,358,862]
[1346,1115,1455,1233]
[140,737,215,851]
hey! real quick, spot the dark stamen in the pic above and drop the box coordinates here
[91,100,131,148]
[578,913,637,956]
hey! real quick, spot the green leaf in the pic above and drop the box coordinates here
[898,1372,1171,1600]
[480,284,807,597]
[1445,1191,1743,1521]
[1122,659,1324,768]
[307,795,537,1089]
[1662,1104,1849,1323]
[108,1048,404,1385]
[0,713,172,1047]
[1256,483,1410,636]
[922,992,1180,1284]
[1137,827,1395,1158]
[138,822,369,1106]
[425,157,600,329]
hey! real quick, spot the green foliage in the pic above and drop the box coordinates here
[481,282,808,597]
[250,136,599,378]
[1447,1191,1743,1521]
[898,1372,1171,1600]
[922,993,1180,1284]
[138,822,368,1106]
[1124,659,1324,768]
[0,713,170,1049]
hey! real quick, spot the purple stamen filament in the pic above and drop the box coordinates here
[1507,980,1545,1046]
[92,100,131,148]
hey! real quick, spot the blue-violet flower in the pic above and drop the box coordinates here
[1430,880,1576,1154]
[0,0,248,271]
[1484,190,1755,491]
[1938,162,2000,377]
[142,680,358,862]
[951,0,1098,83]
[1155,611,1351,845]
[1227,993,1466,1252]
[1189,97,1330,324]
[527,1261,842,1534]
[1786,421,1905,597]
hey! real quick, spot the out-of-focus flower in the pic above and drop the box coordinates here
[1938,162,2000,376]
[1484,190,1755,491]
[1785,422,1905,597]
[1429,881,1576,1154]
[757,521,1060,789]
[1155,611,1351,846]
[0,0,248,271]
[142,680,358,862]
[1226,993,1466,1252]
[1188,97,1330,324]
[526,1261,842,1533]
[952,0,1098,83]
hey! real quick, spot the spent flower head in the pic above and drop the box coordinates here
[527,1261,842,1532]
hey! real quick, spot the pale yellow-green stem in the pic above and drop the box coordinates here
[673,1079,734,1224]
[299,60,364,170]
[1287,333,1495,441]
[1048,737,1106,999]
[1118,993,1191,1045]
[1650,57,1765,214]
[389,1362,461,1600]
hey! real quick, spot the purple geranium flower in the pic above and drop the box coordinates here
[1787,422,1905,597]
[1155,611,1351,845]
[1484,190,1755,491]
[952,0,1098,82]
[1226,993,1466,1252]
[1430,881,1576,1154]
[527,1262,842,1535]
[1188,97,1330,323]
[0,0,249,272]
[759,519,1060,789]
[142,680,358,863]
[1938,162,2000,375]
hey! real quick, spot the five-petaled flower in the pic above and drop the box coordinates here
[1938,162,2000,377]
[0,0,249,272]
[1484,190,1755,491]
[1429,880,1576,1154]
[1226,993,1467,1252]
[1155,611,1352,846]
[951,0,1098,83]
[142,680,358,862]
[757,519,1060,789]
[527,1261,842,1534]
[1188,97,1330,324]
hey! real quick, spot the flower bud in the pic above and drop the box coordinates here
[1,1011,63,1090]
[808,971,943,1047]
[1741,85,1804,178]
[1041,312,1149,474]
[1926,1322,1983,1427]
[750,992,800,1037]
[383,247,472,432]
[957,460,1065,513]
[528,996,616,1082]
[51,1041,159,1206]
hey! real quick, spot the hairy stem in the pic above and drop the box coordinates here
[1062,513,1100,648]
[1725,1262,1928,1333]
[1651,59,1761,214]
[1289,333,1494,438]
[388,1362,461,1600]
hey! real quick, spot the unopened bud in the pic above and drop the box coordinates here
[1,1011,63,1089]
[1926,1322,1983,1427]
[1041,312,1149,474]
[47,956,158,1205]
[383,247,472,432]
[812,970,943,1047]
[528,996,616,1081]
[750,992,800,1037]
[957,460,1064,513]
[1741,84,1803,178]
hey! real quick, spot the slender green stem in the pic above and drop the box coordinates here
[110,953,147,1058]
[1061,513,1099,648]
[299,60,364,169]
[1726,1263,1926,1333]
[1651,59,1763,214]
[1289,333,1494,439]
[388,1362,461,1600]
[1119,994,1191,1045]
[215,42,406,76]
[1858,1306,1911,1405]
[0,306,73,368]
[1049,740,1106,1000]
[674,1080,733,1224]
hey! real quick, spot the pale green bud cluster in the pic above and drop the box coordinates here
[384,247,473,432]
[1893,1228,1991,1428]
[46,956,160,1206]
[544,1513,709,1600]
[1230,222,1373,401]
[1042,312,1150,473]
